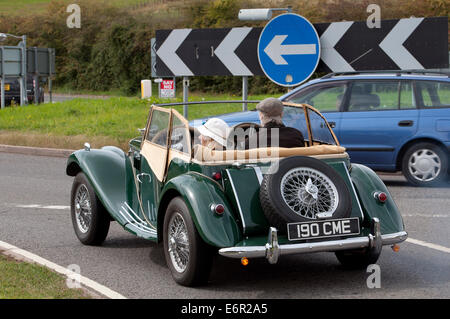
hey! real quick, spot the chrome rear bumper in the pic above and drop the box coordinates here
[218,218,408,264]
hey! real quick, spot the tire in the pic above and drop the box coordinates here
[259,156,352,233]
[70,172,110,245]
[335,246,381,269]
[401,142,448,187]
[163,197,213,287]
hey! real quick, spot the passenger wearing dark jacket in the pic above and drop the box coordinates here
[244,98,305,149]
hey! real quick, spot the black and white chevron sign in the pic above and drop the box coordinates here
[154,17,448,77]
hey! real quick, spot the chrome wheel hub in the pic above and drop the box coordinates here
[281,167,339,219]
[408,149,441,182]
[168,213,190,273]
[74,184,92,234]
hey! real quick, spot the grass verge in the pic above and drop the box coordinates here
[0,254,91,299]
[0,93,274,150]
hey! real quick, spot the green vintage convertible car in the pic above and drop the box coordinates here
[66,101,407,286]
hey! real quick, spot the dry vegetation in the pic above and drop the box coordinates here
[0,0,447,95]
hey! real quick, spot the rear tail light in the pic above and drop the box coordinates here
[212,172,222,180]
[210,203,225,215]
[374,191,387,203]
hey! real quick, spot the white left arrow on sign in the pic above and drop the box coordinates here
[264,35,317,65]
[379,18,424,69]
[215,27,253,76]
[156,28,193,76]
[320,21,354,72]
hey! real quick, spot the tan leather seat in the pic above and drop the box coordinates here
[193,144,346,162]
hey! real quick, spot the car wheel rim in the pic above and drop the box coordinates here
[74,184,92,234]
[168,212,190,273]
[408,149,441,182]
[280,167,339,219]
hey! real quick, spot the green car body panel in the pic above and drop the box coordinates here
[67,143,405,249]
[349,163,405,235]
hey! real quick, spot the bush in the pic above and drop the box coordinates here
[0,0,447,96]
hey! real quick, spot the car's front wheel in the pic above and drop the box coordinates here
[402,142,448,187]
[163,197,213,287]
[71,172,110,245]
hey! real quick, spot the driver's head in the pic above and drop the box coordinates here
[197,117,229,149]
[256,98,284,126]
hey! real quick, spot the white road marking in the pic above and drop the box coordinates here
[10,204,70,210]
[0,240,127,299]
[406,238,450,254]
[403,214,449,218]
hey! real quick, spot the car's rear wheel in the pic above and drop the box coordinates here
[402,142,448,187]
[71,172,110,245]
[335,247,381,269]
[163,197,213,286]
[259,156,352,232]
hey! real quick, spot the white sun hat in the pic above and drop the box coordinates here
[197,118,229,147]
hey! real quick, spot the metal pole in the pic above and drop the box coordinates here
[49,77,52,103]
[33,74,39,104]
[48,48,53,103]
[22,35,27,106]
[242,76,248,111]
[0,46,4,109]
[19,76,24,106]
[183,77,189,118]
[1,77,4,109]
[33,47,39,104]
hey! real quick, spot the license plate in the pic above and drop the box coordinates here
[4,84,10,91]
[287,218,360,241]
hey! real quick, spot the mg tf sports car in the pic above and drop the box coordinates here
[66,101,407,286]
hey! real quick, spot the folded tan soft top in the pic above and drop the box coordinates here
[193,144,347,162]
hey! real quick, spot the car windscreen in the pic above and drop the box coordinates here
[307,109,337,145]
[283,106,309,144]
[283,106,337,146]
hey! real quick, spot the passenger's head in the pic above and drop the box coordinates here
[255,97,284,126]
[197,118,229,150]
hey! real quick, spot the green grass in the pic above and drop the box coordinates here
[0,93,275,149]
[0,255,91,299]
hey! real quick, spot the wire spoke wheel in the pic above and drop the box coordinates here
[168,212,190,273]
[259,156,352,232]
[74,184,92,233]
[280,167,339,219]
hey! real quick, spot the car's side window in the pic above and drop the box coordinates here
[285,84,347,112]
[170,113,190,154]
[416,81,450,108]
[348,81,399,111]
[146,109,170,147]
[399,81,416,109]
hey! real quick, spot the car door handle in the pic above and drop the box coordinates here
[328,121,336,128]
[137,173,151,183]
[398,120,413,127]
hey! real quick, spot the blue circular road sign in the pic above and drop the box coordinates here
[258,13,321,87]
